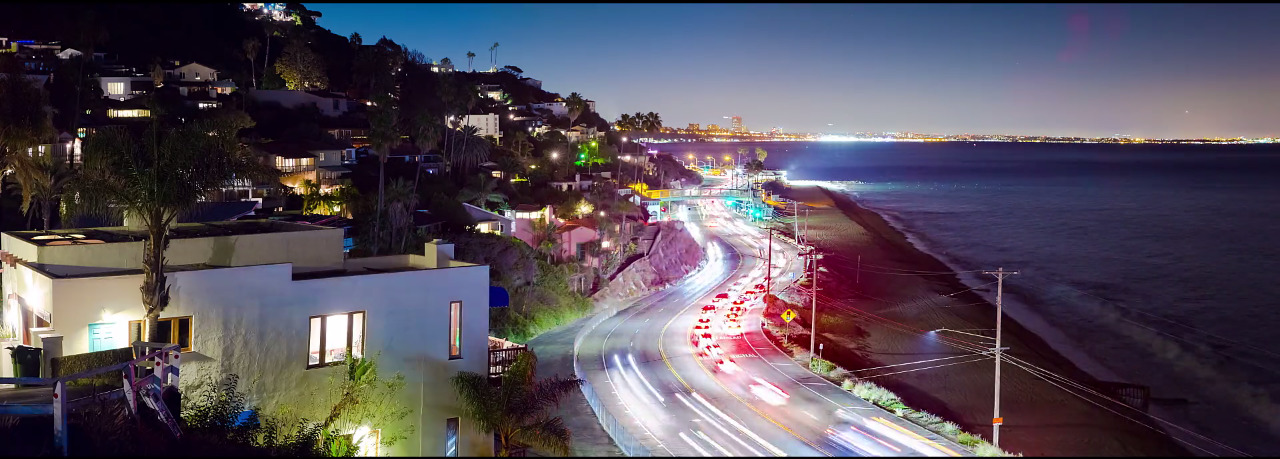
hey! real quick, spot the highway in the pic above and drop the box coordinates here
[575,180,973,457]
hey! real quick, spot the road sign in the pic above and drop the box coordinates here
[781,309,797,323]
[992,417,1004,425]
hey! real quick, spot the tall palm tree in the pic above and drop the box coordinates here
[466,51,475,72]
[489,42,500,69]
[383,177,420,254]
[68,109,274,342]
[8,153,76,230]
[298,178,323,214]
[451,350,581,457]
[408,112,441,198]
[565,92,586,131]
[458,173,507,209]
[368,92,399,256]
[508,131,533,166]
[243,38,261,89]
[449,125,490,176]
[640,112,662,133]
[0,65,54,168]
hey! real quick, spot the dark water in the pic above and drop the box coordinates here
[656,140,1280,455]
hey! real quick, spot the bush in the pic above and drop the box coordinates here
[841,378,857,391]
[809,357,836,375]
[973,441,1021,457]
[51,347,135,387]
[851,381,900,407]
[957,432,983,448]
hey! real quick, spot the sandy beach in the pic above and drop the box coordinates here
[772,184,1191,457]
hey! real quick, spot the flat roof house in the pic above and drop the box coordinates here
[0,221,492,456]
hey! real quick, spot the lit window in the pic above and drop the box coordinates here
[128,316,193,352]
[107,82,124,95]
[107,109,151,118]
[308,311,365,368]
[445,417,459,457]
[449,301,462,360]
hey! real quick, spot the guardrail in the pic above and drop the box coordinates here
[0,342,181,456]
[572,302,652,457]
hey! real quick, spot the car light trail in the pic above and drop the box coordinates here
[679,431,713,456]
[676,392,765,456]
[696,430,734,456]
[692,392,788,456]
[629,353,666,404]
[870,417,963,457]
[849,424,902,453]
[863,417,951,457]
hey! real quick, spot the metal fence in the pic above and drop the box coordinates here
[573,303,654,457]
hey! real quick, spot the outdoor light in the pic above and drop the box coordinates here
[622,137,628,142]
[551,152,559,160]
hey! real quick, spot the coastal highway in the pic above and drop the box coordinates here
[574,187,972,457]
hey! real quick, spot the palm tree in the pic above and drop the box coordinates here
[458,173,507,209]
[368,92,399,256]
[0,66,54,171]
[298,178,323,214]
[640,112,662,133]
[489,42,500,69]
[449,125,490,176]
[615,113,635,132]
[565,92,586,131]
[383,177,420,254]
[529,217,563,264]
[242,38,261,89]
[466,51,475,72]
[408,112,441,198]
[452,350,580,457]
[508,131,533,166]
[8,153,76,230]
[68,109,274,342]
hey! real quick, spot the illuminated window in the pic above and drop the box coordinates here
[445,417,459,457]
[107,109,151,118]
[308,311,365,368]
[449,301,462,360]
[107,82,124,95]
[128,316,193,352]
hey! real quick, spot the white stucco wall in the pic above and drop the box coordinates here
[8,258,492,456]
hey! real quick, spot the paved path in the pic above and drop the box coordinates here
[526,312,626,457]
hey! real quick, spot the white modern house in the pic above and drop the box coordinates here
[528,101,567,117]
[0,221,493,456]
[446,114,502,141]
[461,203,513,237]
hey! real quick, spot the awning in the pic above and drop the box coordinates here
[489,286,510,308]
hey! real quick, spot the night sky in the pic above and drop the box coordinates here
[314,4,1280,139]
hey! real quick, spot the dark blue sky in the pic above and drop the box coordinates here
[314,4,1280,139]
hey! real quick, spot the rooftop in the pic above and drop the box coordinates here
[6,220,328,247]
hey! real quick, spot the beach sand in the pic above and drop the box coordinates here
[773,185,1191,456]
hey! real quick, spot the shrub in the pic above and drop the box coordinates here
[937,421,963,439]
[809,357,836,375]
[957,432,983,448]
[973,441,1021,457]
[851,381,900,407]
[51,347,134,388]
[841,379,857,391]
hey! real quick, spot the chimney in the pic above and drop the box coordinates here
[422,239,456,268]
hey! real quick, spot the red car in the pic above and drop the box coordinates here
[754,283,767,291]
[701,304,717,314]
[713,293,730,303]
[732,298,746,306]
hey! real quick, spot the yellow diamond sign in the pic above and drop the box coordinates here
[781,309,797,323]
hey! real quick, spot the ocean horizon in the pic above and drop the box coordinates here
[657,140,1280,455]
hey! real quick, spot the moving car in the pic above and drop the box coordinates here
[749,377,791,406]
[713,293,730,303]
[713,357,739,374]
[699,343,725,358]
[724,321,743,336]
[754,283,767,292]
[728,306,745,315]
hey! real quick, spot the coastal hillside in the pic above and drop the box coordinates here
[593,221,703,303]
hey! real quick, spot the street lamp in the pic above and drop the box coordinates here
[550,151,559,161]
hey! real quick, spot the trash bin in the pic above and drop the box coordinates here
[6,345,43,386]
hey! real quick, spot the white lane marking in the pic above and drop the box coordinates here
[679,431,713,457]
[696,430,734,456]
[801,410,819,421]
[675,393,763,456]
[691,392,788,457]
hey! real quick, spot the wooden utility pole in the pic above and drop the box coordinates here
[982,267,1018,448]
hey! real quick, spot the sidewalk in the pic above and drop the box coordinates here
[526,311,625,458]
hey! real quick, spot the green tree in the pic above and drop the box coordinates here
[458,173,507,209]
[640,111,662,133]
[529,217,563,263]
[0,64,54,167]
[275,38,329,90]
[383,177,420,254]
[755,146,768,162]
[451,350,581,456]
[68,108,276,342]
[507,131,533,166]
[8,153,76,230]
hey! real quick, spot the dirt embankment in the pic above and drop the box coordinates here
[593,221,702,303]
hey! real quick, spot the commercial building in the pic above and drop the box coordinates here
[731,116,743,133]
[0,221,493,456]
[446,114,502,141]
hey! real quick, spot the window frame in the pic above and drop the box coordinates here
[445,417,460,457]
[307,310,366,369]
[448,301,462,360]
[127,316,194,352]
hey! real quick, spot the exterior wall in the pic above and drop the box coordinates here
[170,63,218,81]
[557,226,598,262]
[14,258,492,457]
[448,114,501,140]
[249,90,350,117]
[98,76,153,101]
[529,102,567,117]
[1,226,345,274]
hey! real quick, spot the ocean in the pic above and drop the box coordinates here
[656,140,1280,454]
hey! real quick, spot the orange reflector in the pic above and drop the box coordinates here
[993,417,1004,425]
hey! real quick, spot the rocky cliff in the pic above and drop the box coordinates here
[593,220,704,303]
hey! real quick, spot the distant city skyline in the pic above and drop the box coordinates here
[314,4,1280,139]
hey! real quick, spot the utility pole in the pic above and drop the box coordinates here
[809,252,822,364]
[793,201,800,245]
[765,227,774,297]
[982,267,1018,448]
[856,255,861,285]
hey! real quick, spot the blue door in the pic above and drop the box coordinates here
[88,323,117,352]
